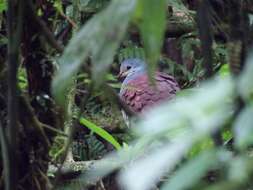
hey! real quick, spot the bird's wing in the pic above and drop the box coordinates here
[120,73,180,113]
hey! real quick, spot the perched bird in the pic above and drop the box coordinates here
[118,58,180,115]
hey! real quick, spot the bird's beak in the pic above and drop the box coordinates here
[117,71,128,80]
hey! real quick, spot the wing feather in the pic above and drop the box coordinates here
[120,72,180,113]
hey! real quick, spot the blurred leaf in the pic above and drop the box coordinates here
[0,34,7,46]
[219,64,230,77]
[119,140,192,190]
[135,77,234,136]
[76,77,235,189]
[118,77,234,190]
[161,149,228,190]
[249,14,253,25]
[228,156,251,182]
[188,138,214,157]
[239,50,253,102]
[0,0,6,13]
[80,0,92,7]
[136,0,167,76]
[80,117,121,150]
[52,0,137,107]
[54,0,63,13]
[233,106,253,150]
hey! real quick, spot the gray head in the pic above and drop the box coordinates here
[118,58,146,80]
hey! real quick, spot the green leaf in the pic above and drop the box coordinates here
[228,156,251,182]
[161,149,221,190]
[136,0,167,76]
[135,77,234,136]
[71,76,235,189]
[117,77,234,190]
[0,0,6,13]
[53,0,63,13]
[80,117,121,150]
[219,64,230,77]
[239,50,253,102]
[52,0,137,107]
[119,140,193,190]
[233,106,253,150]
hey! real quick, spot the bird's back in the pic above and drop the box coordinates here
[120,72,180,113]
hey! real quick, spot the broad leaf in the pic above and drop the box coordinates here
[0,0,6,13]
[135,77,234,136]
[80,117,121,150]
[135,0,167,77]
[74,76,235,189]
[52,0,137,107]
[161,149,230,190]
[239,50,253,102]
[118,77,234,190]
[233,106,253,150]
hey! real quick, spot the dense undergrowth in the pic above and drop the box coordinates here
[0,0,253,190]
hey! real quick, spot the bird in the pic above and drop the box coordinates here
[118,58,180,115]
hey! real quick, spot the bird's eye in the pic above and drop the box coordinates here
[126,66,131,70]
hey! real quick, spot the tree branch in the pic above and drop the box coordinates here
[26,0,64,53]
[6,1,24,190]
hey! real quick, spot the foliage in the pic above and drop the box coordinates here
[1,0,253,190]
[76,54,253,190]
[0,0,6,13]
[79,117,122,150]
[52,0,137,107]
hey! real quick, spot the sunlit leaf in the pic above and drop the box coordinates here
[53,0,63,13]
[219,64,230,77]
[80,117,121,150]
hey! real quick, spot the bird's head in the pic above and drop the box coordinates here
[118,58,146,80]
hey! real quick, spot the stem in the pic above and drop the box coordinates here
[5,1,23,190]
[197,0,213,78]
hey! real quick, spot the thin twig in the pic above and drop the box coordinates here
[19,95,51,148]
[59,11,78,29]
[41,123,68,137]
